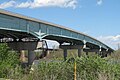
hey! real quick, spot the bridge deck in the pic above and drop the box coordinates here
[0,9,114,51]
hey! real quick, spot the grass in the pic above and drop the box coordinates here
[14,49,119,80]
[19,55,120,80]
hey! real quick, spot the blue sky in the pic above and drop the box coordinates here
[0,0,120,49]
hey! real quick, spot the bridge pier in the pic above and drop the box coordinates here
[95,50,109,58]
[60,45,83,60]
[83,49,102,56]
[39,49,49,59]
[86,52,88,55]
[7,41,47,66]
[95,52,98,54]
[101,52,108,58]
[63,49,67,61]
[28,50,36,65]
[78,48,82,57]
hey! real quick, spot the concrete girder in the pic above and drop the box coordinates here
[83,48,109,57]
[86,42,100,50]
[7,41,43,51]
[60,45,83,49]
[83,49,100,52]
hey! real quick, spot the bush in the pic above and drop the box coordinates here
[76,56,106,80]
[0,43,20,78]
[21,55,120,80]
[1,44,120,80]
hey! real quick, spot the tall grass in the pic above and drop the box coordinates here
[1,43,120,80]
[20,55,120,80]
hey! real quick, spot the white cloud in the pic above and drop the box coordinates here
[0,0,77,9]
[16,1,31,8]
[17,0,77,9]
[97,0,103,5]
[97,35,120,50]
[0,0,16,9]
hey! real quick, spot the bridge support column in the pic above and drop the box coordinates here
[7,41,49,65]
[28,50,35,65]
[78,48,81,57]
[86,52,88,55]
[108,51,114,56]
[39,49,49,59]
[103,52,107,57]
[83,49,99,55]
[97,51,101,56]
[95,52,98,54]
[101,50,109,58]
[100,52,104,58]
[63,49,67,61]
[96,50,108,58]
[98,51,103,57]
[60,45,83,60]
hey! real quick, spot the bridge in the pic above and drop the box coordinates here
[0,9,114,65]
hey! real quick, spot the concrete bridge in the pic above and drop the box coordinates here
[0,9,114,65]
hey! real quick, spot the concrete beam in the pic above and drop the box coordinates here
[83,49,108,57]
[7,41,43,51]
[83,49,99,52]
[60,45,83,49]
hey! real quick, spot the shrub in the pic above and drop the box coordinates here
[21,55,120,80]
[0,43,20,78]
[0,44,119,80]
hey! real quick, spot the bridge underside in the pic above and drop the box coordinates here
[43,35,102,50]
[0,29,112,53]
[0,29,38,42]
[43,35,84,45]
[0,29,112,65]
[0,29,100,51]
